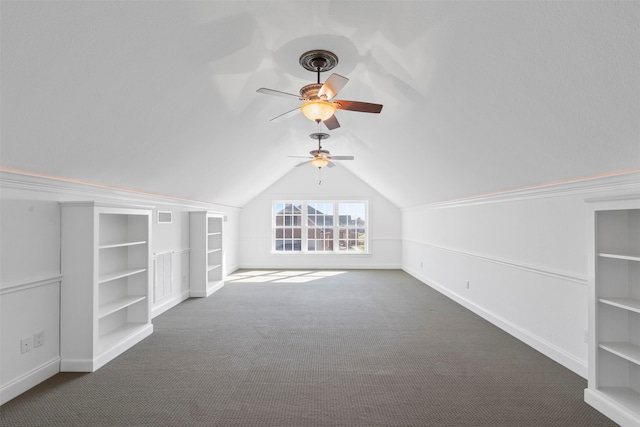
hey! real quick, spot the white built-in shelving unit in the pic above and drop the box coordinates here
[585,196,640,427]
[60,202,153,372]
[190,211,224,297]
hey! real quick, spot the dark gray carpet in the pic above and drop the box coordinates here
[1,269,616,426]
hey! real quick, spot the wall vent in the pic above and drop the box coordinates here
[157,211,172,224]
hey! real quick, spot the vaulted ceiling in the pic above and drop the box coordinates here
[1,1,638,208]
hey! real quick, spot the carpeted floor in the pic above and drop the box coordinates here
[0,269,617,426]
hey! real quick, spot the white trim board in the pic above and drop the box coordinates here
[0,169,237,212]
[403,266,587,378]
[403,169,640,210]
[0,274,63,294]
[403,240,586,285]
[0,358,60,405]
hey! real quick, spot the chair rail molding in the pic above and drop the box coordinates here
[0,274,63,295]
[403,240,587,285]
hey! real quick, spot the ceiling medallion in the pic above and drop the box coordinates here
[299,50,339,73]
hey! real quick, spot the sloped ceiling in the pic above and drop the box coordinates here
[1,1,638,208]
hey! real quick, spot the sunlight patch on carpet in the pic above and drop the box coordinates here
[225,270,347,284]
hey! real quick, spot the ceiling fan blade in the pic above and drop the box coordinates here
[331,156,354,160]
[323,114,340,130]
[257,88,300,99]
[270,107,301,122]
[333,100,383,114]
[318,73,349,100]
[288,156,313,159]
[326,161,336,168]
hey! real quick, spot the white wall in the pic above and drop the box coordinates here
[0,170,240,404]
[402,171,640,377]
[240,164,402,269]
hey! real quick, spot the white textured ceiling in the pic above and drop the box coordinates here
[1,1,638,208]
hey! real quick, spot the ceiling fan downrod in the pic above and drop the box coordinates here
[310,132,330,152]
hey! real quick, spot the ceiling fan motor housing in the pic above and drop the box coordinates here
[299,83,324,101]
[311,149,331,158]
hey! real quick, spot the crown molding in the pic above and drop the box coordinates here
[403,169,640,211]
[0,169,239,212]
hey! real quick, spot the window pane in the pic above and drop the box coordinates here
[274,202,303,252]
[338,202,366,252]
[308,202,333,252]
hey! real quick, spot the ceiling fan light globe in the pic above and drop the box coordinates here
[300,100,336,122]
[310,156,330,169]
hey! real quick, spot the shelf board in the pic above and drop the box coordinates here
[208,232,222,236]
[207,248,222,254]
[99,268,147,284]
[599,297,640,314]
[599,253,640,262]
[99,240,147,250]
[207,264,222,272]
[599,342,640,365]
[98,322,149,354]
[98,295,147,319]
[597,387,640,416]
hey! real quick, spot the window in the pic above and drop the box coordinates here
[273,201,368,253]
[308,202,334,252]
[338,202,367,252]
[274,202,302,251]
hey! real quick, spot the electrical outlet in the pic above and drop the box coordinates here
[420,261,423,268]
[466,280,470,289]
[34,330,44,348]
[583,329,589,344]
[21,337,32,354]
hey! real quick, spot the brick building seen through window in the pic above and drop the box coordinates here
[273,202,367,253]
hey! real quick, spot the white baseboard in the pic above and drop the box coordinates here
[59,358,94,372]
[403,266,588,378]
[151,290,191,318]
[190,281,224,298]
[584,388,640,427]
[60,324,154,372]
[0,357,60,405]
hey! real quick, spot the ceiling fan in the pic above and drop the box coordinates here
[289,132,354,169]
[257,49,383,130]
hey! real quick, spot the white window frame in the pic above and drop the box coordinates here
[272,200,369,254]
